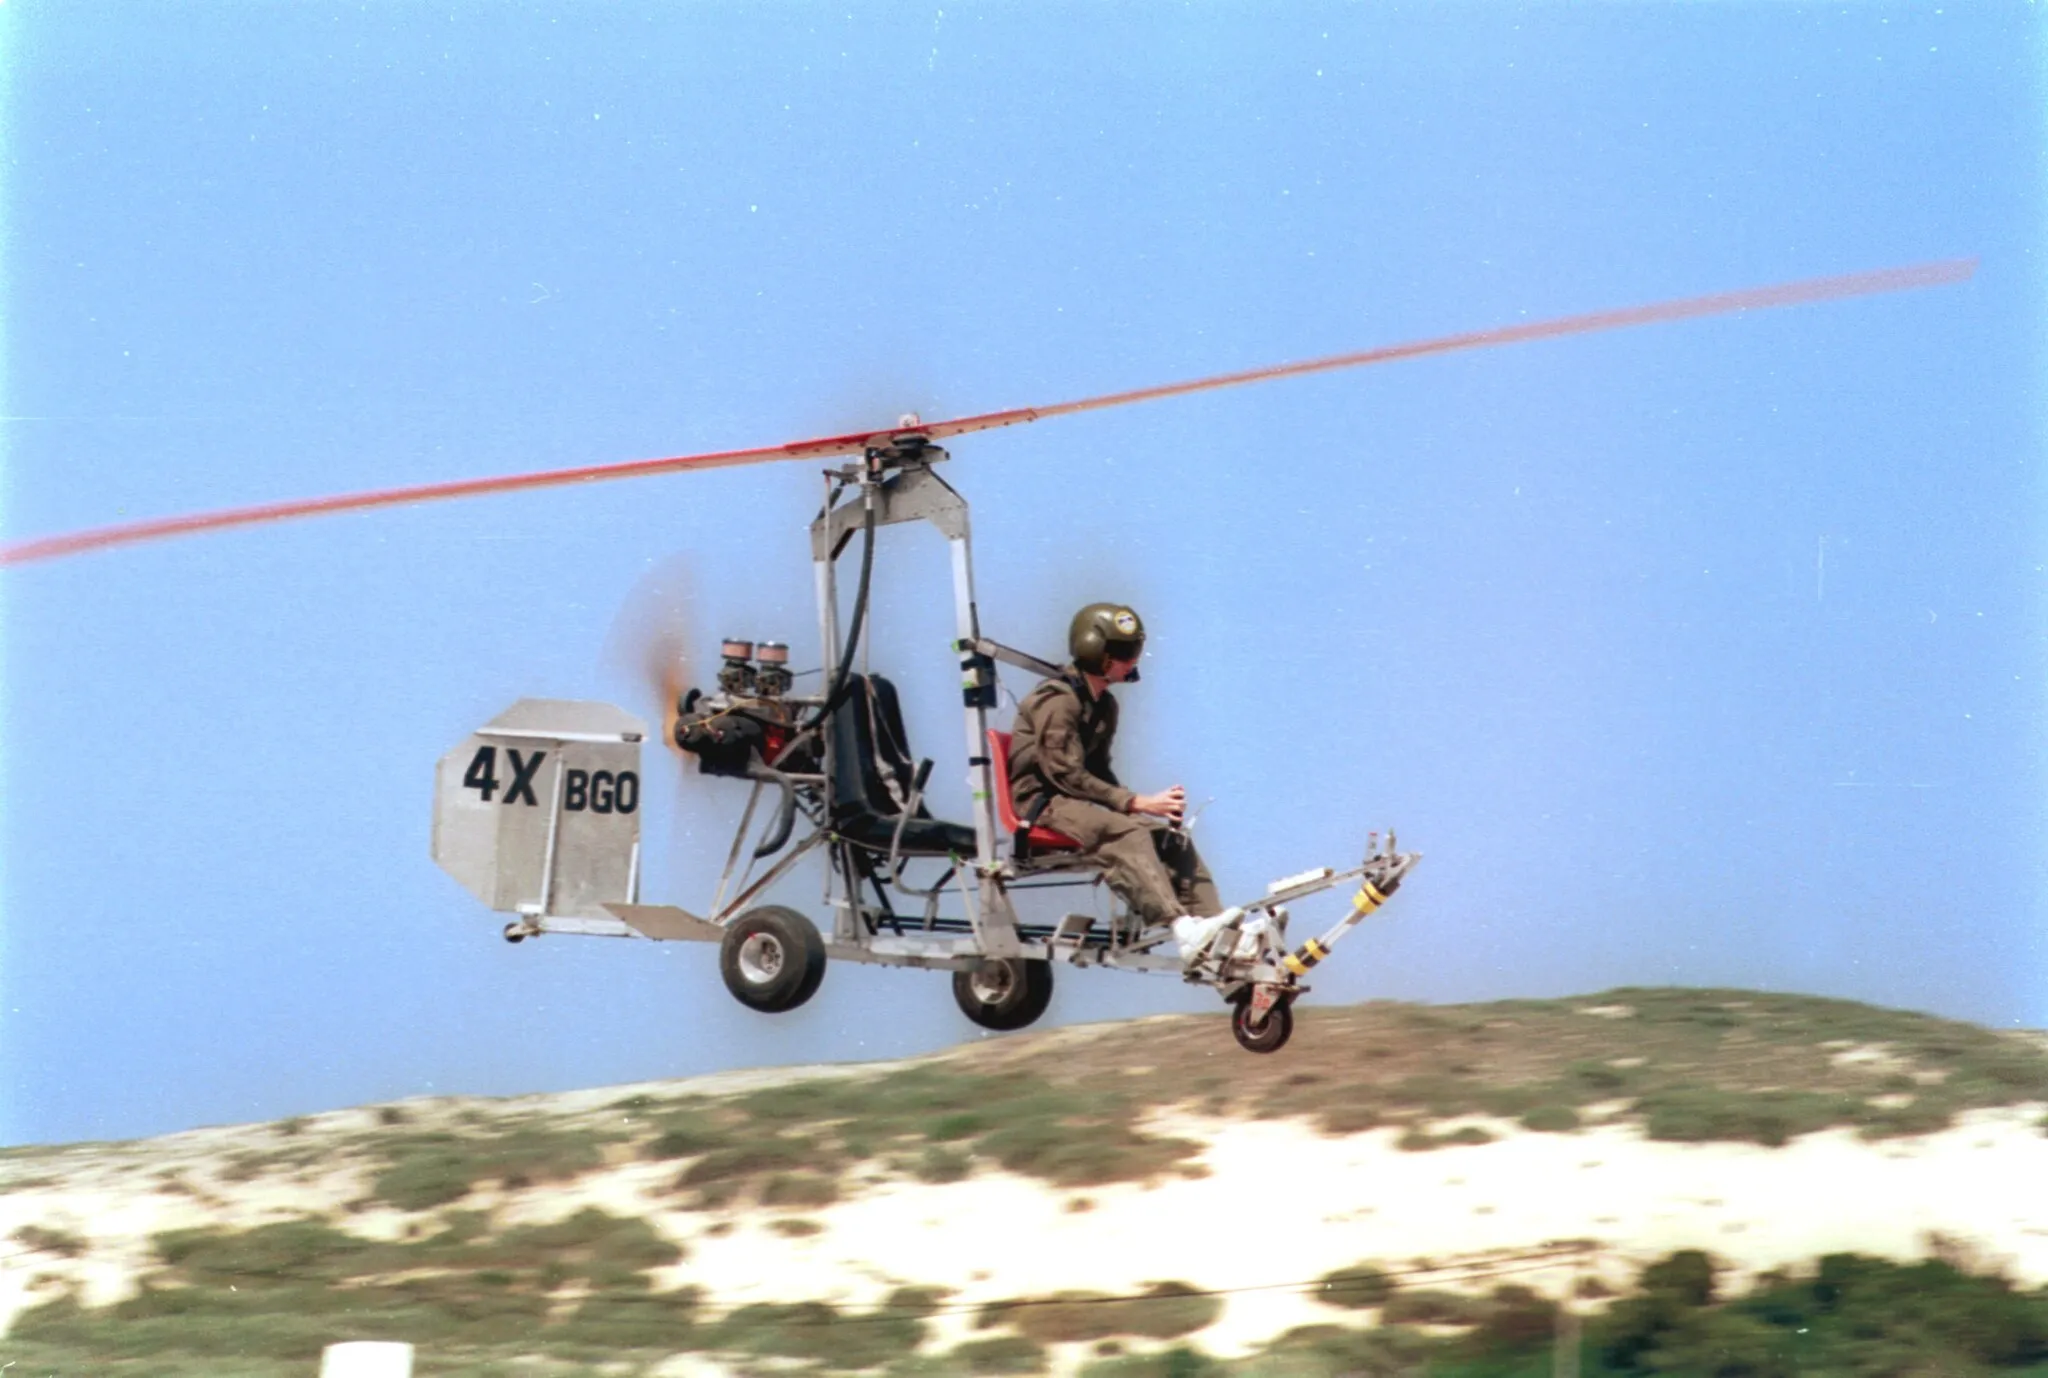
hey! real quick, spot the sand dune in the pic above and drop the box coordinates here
[6,992,2047,1373]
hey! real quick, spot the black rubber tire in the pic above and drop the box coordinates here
[720,905,827,1013]
[1230,992,1295,1054]
[952,957,1055,1032]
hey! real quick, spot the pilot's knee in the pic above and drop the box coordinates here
[1097,812,1149,845]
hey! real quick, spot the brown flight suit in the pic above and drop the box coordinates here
[1006,666,1222,926]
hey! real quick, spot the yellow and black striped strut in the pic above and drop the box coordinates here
[1280,878,1391,976]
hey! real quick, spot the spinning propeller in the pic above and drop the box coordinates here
[599,551,700,754]
[0,257,1975,569]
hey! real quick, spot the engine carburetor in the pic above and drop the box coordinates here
[752,641,793,698]
[673,637,814,778]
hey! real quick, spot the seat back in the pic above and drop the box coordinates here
[986,727,1083,855]
[829,674,918,820]
[987,730,1024,833]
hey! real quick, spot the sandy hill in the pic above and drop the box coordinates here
[6,988,2048,1377]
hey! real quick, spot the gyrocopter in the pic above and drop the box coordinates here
[0,258,1974,1053]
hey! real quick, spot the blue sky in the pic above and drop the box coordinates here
[3,3,2042,1146]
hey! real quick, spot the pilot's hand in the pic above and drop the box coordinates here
[1130,786,1186,821]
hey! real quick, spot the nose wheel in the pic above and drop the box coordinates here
[953,957,1055,1031]
[1230,989,1294,1054]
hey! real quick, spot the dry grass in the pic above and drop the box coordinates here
[944,987,2048,1148]
[8,987,2045,1376]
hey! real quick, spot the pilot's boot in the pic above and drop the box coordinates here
[1172,907,1254,967]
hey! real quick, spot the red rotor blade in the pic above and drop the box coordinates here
[0,256,1974,568]
[920,256,1978,442]
[0,430,879,567]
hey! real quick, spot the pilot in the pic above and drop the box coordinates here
[1007,603,1242,959]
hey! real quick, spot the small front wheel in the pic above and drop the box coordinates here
[952,958,1054,1031]
[1230,991,1294,1054]
[720,906,827,1013]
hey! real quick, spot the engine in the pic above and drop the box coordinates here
[672,638,819,778]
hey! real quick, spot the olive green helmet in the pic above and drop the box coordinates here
[1069,602,1146,674]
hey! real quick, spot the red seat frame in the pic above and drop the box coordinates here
[987,730,1083,852]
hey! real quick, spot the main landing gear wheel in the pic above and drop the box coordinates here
[952,957,1054,1032]
[720,906,827,1013]
[1230,991,1295,1054]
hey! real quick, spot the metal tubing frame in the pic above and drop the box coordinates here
[709,780,765,918]
[703,452,1419,991]
[712,831,830,924]
[797,452,1029,959]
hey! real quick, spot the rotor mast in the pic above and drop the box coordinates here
[810,427,1011,940]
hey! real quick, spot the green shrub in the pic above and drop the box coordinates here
[1564,1059,1632,1092]
[916,1144,973,1183]
[1313,1265,1395,1309]
[643,1124,722,1159]
[760,1171,840,1208]
[952,1333,1049,1374]
[0,1344,304,1378]
[668,1064,1202,1192]
[1637,1087,1861,1147]
[710,1299,846,1360]
[1078,1344,1224,1377]
[1470,1283,1556,1350]
[1116,1283,1221,1340]
[930,1111,988,1140]
[1642,1249,1717,1306]
[1398,1124,1495,1151]
[1381,1289,1484,1326]
[1241,1322,1426,1375]
[704,1296,926,1368]
[1319,1103,1383,1134]
[978,1118,1197,1187]
[371,1147,473,1210]
[679,1140,801,1185]
[491,1205,682,1283]
[154,1218,371,1282]
[1519,1103,1580,1132]
[979,1283,1219,1343]
[1387,1073,1483,1116]
[886,1285,953,1317]
[367,1123,607,1211]
[1592,1250,2048,1376]
[13,1223,88,1258]
[557,1287,701,1348]
[9,1203,690,1368]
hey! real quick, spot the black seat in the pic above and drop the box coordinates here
[828,675,977,857]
